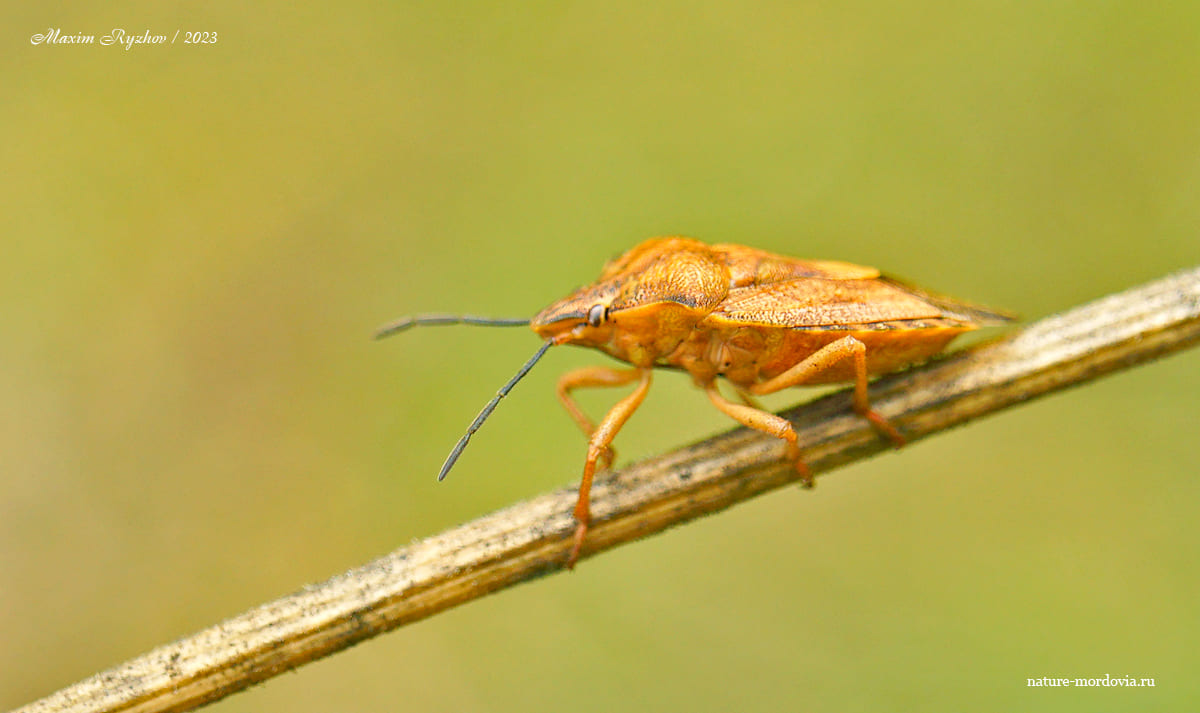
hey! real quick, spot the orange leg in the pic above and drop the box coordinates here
[556,366,641,470]
[705,381,813,487]
[749,335,906,447]
[733,385,766,411]
[567,368,653,569]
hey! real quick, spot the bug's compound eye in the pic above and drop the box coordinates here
[587,304,607,328]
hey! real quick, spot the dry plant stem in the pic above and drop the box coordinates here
[17,266,1200,713]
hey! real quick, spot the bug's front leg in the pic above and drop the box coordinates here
[567,368,652,569]
[750,335,907,447]
[555,366,642,471]
[704,381,812,486]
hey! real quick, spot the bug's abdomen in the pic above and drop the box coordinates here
[756,321,971,385]
[672,319,973,388]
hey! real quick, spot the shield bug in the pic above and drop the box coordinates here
[378,237,1012,568]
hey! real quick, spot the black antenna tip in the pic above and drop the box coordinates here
[437,441,465,481]
[373,318,415,340]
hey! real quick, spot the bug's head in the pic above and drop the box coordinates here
[530,280,618,347]
[531,238,731,363]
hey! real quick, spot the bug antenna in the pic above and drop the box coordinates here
[374,314,530,340]
[437,338,554,482]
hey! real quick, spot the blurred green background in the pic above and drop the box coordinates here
[3,2,1198,711]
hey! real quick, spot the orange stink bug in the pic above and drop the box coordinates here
[378,237,1011,568]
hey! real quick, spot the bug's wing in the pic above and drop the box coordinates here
[878,276,1016,325]
[707,277,948,328]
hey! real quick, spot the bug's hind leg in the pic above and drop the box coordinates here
[567,368,652,569]
[749,335,906,449]
[704,381,813,487]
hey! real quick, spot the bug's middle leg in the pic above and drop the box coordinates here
[704,381,812,486]
[749,335,906,447]
[566,367,652,569]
